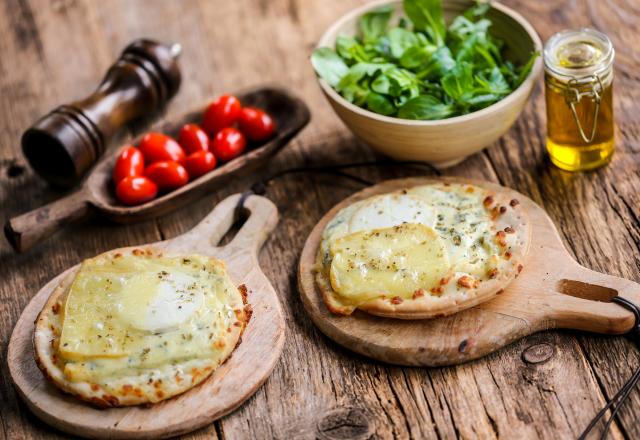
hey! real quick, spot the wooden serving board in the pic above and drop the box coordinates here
[298,177,640,367]
[8,193,285,439]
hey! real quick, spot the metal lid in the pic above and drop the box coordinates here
[544,28,614,79]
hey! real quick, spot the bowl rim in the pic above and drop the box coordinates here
[314,0,543,126]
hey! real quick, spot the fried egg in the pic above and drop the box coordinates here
[315,182,530,319]
[34,248,251,407]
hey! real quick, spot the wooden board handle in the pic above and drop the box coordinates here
[543,263,640,334]
[4,191,92,252]
[228,194,279,254]
[175,193,278,256]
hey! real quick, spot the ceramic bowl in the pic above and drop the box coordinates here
[314,0,543,168]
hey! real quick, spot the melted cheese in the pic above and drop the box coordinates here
[349,194,436,233]
[406,185,501,276]
[58,254,239,381]
[329,223,450,304]
[319,183,511,308]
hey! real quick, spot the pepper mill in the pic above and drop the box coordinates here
[21,39,182,188]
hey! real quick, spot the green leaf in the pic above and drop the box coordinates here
[336,35,383,63]
[397,95,456,120]
[448,15,503,70]
[449,16,491,39]
[463,1,491,19]
[465,93,501,108]
[399,44,437,69]
[336,35,358,61]
[311,48,349,87]
[414,46,455,80]
[515,51,540,86]
[387,28,420,59]
[403,0,446,46]
[359,5,394,43]
[336,62,393,103]
[338,80,370,105]
[337,63,392,87]
[314,0,536,121]
[386,67,418,89]
[487,66,510,93]
[366,92,396,115]
[371,74,392,94]
[441,62,474,102]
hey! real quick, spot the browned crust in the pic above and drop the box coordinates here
[314,179,532,320]
[34,247,250,408]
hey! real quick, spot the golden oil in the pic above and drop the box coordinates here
[544,29,615,171]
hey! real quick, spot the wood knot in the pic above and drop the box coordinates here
[458,339,471,353]
[317,407,373,440]
[7,163,25,178]
[1,159,25,178]
[522,343,554,364]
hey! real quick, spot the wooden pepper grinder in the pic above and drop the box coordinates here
[21,39,182,187]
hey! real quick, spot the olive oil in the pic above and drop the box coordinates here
[544,29,615,171]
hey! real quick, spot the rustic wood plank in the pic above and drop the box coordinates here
[0,1,164,439]
[483,1,640,438]
[1,0,638,439]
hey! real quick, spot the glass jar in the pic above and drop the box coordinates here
[544,28,615,171]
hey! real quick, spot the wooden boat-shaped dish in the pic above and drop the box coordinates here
[5,86,310,252]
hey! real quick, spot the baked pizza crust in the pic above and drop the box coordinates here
[34,247,252,408]
[314,180,531,319]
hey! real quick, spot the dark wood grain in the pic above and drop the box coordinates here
[0,0,638,439]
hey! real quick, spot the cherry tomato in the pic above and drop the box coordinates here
[178,123,210,154]
[138,132,186,165]
[145,160,189,191]
[211,127,246,162]
[185,151,217,178]
[116,176,158,206]
[202,94,242,136]
[112,146,144,184]
[238,107,276,141]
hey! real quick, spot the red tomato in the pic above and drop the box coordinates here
[116,176,158,205]
[202,94,242,136]
[238,107,276,141]
[178,123,210,154]
[185,151,217,178]
[145,160,189,191]
[112,146,144,184]
[138,132,186,165]
[211,127,246,162]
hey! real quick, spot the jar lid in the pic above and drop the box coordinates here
[544,28,614,79]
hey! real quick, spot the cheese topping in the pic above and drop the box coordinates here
[318,183,517,310]
[406,185,503,277]
[349,194,436,233]
[58,254,239,381]
[329,223,450,304]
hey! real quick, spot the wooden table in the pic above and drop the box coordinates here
[1,0,639,438]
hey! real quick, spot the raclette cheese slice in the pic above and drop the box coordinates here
[329,223,451,305]
[58,254,236,371]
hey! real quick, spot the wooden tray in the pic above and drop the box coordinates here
[298,177,640,366]
[5,86,310,252]
[8,193,285,439]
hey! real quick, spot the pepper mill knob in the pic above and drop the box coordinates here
[21,38,182,188]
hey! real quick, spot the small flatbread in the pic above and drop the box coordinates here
[314,181,531,319]
[34,247,251,407]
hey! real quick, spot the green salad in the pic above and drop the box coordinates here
[312,0,538,120]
